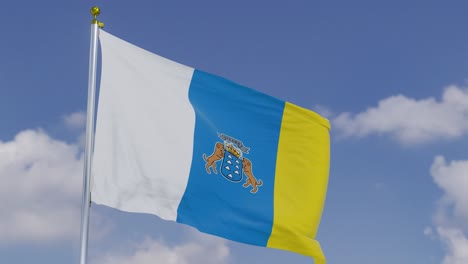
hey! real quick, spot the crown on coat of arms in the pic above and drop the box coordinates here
[225,143,242,158]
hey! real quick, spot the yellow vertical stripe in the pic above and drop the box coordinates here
[267,102,330,264]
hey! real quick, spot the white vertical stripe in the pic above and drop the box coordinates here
[92,30,195,221]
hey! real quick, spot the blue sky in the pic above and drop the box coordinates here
[1,1,467,263]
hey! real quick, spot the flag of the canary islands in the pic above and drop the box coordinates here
[92,30,331,264]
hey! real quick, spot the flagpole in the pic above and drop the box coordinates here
[79,6,103,264]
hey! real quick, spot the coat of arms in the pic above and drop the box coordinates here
[203,133,263,193]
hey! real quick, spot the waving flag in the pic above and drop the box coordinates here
[92,30,331,264]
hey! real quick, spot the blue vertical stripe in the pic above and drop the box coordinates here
[177,70,285,246]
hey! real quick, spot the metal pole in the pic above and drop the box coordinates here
[79,6,103,264]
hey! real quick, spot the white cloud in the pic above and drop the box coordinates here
[437,227,468,264]
[93,232,230,264]
[430,156,468,264]
[0,129,83,243]
[431,156,468,223]
[63,112,86,130]
[333,86,468,144]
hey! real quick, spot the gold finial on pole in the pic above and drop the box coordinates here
[90,6,104,28]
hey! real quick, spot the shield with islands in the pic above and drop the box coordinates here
[220,143,243,182]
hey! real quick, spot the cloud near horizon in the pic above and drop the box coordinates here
[333,85,468,144]
[92,232,230,264]
[430,156,468,264]
[0,129,83,243]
